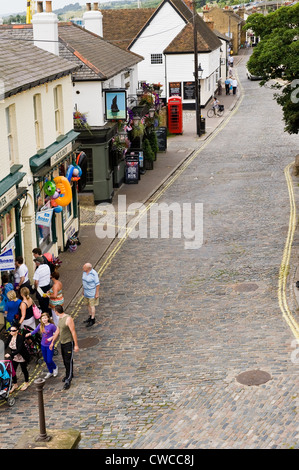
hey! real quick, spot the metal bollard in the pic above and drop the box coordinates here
[34,378,51,442]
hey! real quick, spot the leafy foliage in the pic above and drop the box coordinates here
[244,4,299,134]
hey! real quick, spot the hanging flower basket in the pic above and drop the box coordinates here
[73,111,92,134]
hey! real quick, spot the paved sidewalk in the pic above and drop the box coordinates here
[59,55,245,308]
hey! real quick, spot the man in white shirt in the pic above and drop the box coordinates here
[33,256,51,313]
[82,263,100,327]
[14,256,30,295]
[232,77,238,95]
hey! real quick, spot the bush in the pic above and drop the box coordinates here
[142,138,155,161]
[148,131,159,155]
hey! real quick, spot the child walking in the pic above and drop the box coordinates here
[26,312,58,379]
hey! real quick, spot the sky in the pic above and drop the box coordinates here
[0,0,90,17]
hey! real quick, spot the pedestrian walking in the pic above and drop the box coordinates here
[33,256,51,313]
[0,273,14,312]
[232,77,238,95]
[47,271,64,326]
[4,290,22,330]
[82,263,100,328]
[26,312,58,380]
[217,78,222,95]
[225,77,230,95]
[5,324,30,392]
[14,256,30,295]
[228,55,234,67]
[49,305,79,390]
[228,66,233,78]
[19,287,36,330]
[32,248,56,274]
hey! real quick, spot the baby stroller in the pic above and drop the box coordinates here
[21,325,43,365]
[0,360,16,407]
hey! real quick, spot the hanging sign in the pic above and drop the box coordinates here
[0,248,15,271]
[35,209,54,227]
[104,89,127,120]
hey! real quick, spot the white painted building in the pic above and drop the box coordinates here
[100,0,222,108]
[0,36,78,279]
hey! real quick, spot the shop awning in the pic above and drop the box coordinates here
[30,130,80,174]
[0,169,27,216]
[0,168,26,198]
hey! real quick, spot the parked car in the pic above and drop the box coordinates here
[246,68,262,80]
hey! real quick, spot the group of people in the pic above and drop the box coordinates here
[1,251,101,393]
[225,76,238,95]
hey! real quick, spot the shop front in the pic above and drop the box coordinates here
[74,123,117,204]
[30,130,81,256]
[0,169,27,259]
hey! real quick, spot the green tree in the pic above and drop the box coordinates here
[245,4,299,134]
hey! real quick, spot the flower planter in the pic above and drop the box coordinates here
[145,159,154,170]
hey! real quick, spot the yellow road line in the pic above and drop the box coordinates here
[278,162,299,339]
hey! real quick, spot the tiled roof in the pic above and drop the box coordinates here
[223,10,245,23]
[164,14,222,53]
[0,33,78,98]
[58,23,143,80]
[214,28,231,42]
[100,8,156,50]
[100,1,221,54]
[0,22,143,83]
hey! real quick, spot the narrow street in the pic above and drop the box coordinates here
[1,56,298,450]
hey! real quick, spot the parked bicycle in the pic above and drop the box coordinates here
[207,104,224,118]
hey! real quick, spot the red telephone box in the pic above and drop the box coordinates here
[168,96,183,134]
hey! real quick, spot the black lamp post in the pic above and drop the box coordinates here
[193,1,204,137]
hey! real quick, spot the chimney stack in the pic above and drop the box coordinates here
[45,1,52,12]
[32,0,59,56]
[83,2,103,36]
[37,1,43,13]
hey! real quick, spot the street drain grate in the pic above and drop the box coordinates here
[236,370,272,386]
[234,283,259,293]
[78,337,99,349]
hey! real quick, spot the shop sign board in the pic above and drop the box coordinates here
[50,142,73,167]
[0,248,15,271]
[183,81,195,100]
[169,82,181,97]
[36,209,54,227]
[0,186,17,213]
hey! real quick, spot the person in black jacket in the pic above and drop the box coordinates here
[5,325,30,392]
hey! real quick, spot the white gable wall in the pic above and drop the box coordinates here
[130,2,186,97]
[73,81,104,127]
[73,65,139,126]
[166,47,221,105]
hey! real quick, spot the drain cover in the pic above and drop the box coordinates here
[78,337,99,349]
[234,283,259,293]
[236,370,271,386]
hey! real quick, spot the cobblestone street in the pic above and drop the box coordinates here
[0,57,298,450]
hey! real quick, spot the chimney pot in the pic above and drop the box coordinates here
[86,3,91,10]
[37,1,43,13]
[93,2,99,10]
[45,1,52,13]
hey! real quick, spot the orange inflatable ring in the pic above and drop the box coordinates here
[53,176,72,207]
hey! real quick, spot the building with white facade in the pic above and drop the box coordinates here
[0,36,78,279]
[0,1,144,203]
[100,0,222,108]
